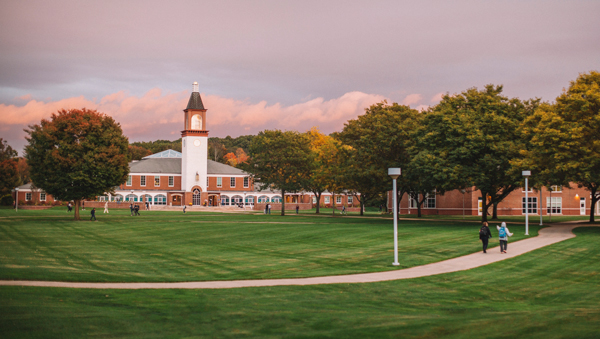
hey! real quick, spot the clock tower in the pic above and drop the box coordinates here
[181,82,208,204]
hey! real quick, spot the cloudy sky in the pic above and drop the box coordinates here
[1,0,598,154]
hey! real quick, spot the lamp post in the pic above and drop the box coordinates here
[460,189,466,220]
[523,171,531,235]
[14,188,18,212]
[388,168,401,266]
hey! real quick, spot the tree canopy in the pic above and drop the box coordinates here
[25,108,130,220]
[245,130,312,216]
[520,71,600,222]
[0,138,19,205]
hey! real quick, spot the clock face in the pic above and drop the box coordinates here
[194,139,200,147]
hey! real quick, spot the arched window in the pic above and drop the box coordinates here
[271,195,282,203]
[191,114,202,129]
[192,188,201,205]
[258,196,269,203]
[245,195,254,205]
[221,195,230,206]
[144,194,152,204]
[125,194,138,202]
[113,194,123,202]
[231,195,243,205]
[154,194,167,205]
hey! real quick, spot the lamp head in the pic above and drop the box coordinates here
[388,168,401,179]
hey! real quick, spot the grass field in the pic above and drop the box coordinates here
[1,207,598,338]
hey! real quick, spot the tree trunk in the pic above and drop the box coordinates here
[332,193,336,216]
[492,202,498,220]
[590,188,598,223]
[359,199,364,216]
[396,190,404,220]
[74,199,81,221]
[281,189,286,216]
[314,192,322,214]
[480,192,489,223]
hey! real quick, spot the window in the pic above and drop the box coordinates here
[244,177,249,188]
[207,177,209,186]
[348,196,353,204]
[547,197,562,214]
[230,177,236,188]
[550,185,562,192]
[126,175,132,186]
[425,194,436,209]
[154,194,167,205]
[409,195,418,208]
[313,197,317,203]
[113,194,123,202]
[125,194,138,202]
[140,176,146,186]
[144,194,152,204]
[221,196,230,205]
[245,195,254,205]
[169,176,174,187]
[522,197,538,214]
[217,177,222,188]
[40,192,46,201]
[98,196,107,202]
[192,189,201,205]
[336,196,342,204]
[231,195,243,204]
[324,196,330,204]
[154,176,160,187]
[25,192,31,201]
[272,196,282,203]
[258,196,269,203]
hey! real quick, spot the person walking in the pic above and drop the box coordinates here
[145,201,149,211]
[129,203,134,216]
[90,208,97,221]
[134,204,140,216]
[268,203,271,214]
[183,205,186,214]
[497,222,513,254]
[67,202,72,212]
[104,201,109,214]
[82,201,85,210]
[296,205,299,214]
[479,222,492,253]
[342,205,347,215]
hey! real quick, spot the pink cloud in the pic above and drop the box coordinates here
[431,92,445,103]
[401,94,423,106]
[0,89,387,144]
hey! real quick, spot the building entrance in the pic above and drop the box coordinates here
[193,189,202,206]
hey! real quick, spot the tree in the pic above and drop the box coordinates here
[418,85,538,222]
[223,152,238,167]
[25,108,130,220]
[305,128,345,215]
[336,102,420,216]
[0,138,19,205]
[245,130,313,216]
[520,71,600,222]
[128,145,152,160]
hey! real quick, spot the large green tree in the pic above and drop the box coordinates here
[520,71,600,222]
[25,108,130,220]
[336,102,420,216]
[0,138,19,205]
[245,130,313,216]
[418,85,538,222]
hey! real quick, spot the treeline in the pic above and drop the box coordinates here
[246,71,600,222]
[129,135,256,167]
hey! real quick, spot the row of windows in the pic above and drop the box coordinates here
[126,175,250,188]
[127,176,174,187]
[24,192,46,201]
[313,196,354,204]
[522,197,563,214]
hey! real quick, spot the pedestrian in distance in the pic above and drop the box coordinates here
[296,205,299,214]
[183,205,186,214]
[342,205,347,215]
[268,203,271,214]
[264,204,268,214]
[82,201,85,210]
[129,203,134,216]
[67,202,72,212]
[479,222,492,253]
[145,201,149,211]
[104,201,109,214]
[497,222,513,253]
[90,208,97,221]
[134,204,140,216]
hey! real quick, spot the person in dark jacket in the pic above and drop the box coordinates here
[90,208,97,221]
[479,222,492,253]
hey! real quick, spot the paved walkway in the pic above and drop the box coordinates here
[0,223,589,290]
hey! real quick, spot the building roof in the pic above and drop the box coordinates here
[186,92,205,110]
[143,149,182,159]
[130,150,246,175]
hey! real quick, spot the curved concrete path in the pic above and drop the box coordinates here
[0,223,587,290]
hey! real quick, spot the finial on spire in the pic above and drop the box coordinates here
[192,81,199,93]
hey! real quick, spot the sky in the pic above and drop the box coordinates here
[1,0,599,154]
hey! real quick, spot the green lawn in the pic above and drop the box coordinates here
[1,227,598,338]
[0,207,539,282]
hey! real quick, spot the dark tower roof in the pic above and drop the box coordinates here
[186,82,205,110]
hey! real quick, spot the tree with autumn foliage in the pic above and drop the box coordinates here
[305,128,346,214]
[0,138,19,205]
[519,71,600,222]
[128,145,152,160]
[25,108,130,220]
[245,130,313,216]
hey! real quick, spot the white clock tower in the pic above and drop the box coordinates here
[181,82,208,204]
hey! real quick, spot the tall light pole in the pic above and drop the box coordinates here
[523,171,531,235]
[388,168,401,266]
